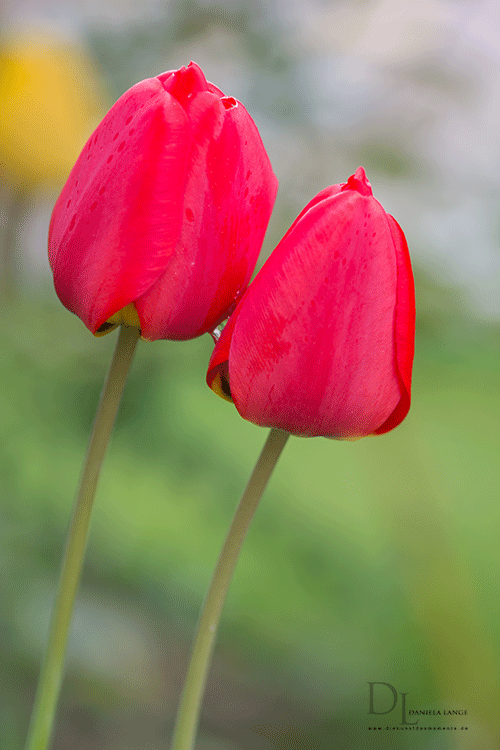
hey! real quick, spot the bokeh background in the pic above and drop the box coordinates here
[1,1,499,749]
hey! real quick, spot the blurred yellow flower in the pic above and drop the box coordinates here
[0,31,107,188]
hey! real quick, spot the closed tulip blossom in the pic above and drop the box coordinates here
[48,61,278,340]
[207,167,415,439]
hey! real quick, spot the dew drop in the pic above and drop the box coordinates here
[113,132,119,141]
[69,215,76,231]
[129,128,135,136]
[118,141,126,152]
[185,208,194,222]
[98,185,106,195]
[90,201,98,212]
[246,170,251,180]
[125,116,133,125]
[244,186,249,198]
[107,154,113,164]
[66,199,71,209]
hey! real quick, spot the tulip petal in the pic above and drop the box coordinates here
[49,77,191,333]
[212,188,404,438]
[372,214,415,434]
[135,90,278,340]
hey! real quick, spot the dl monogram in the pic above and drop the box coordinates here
[368,682,418,725]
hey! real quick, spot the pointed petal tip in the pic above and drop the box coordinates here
[342,166,373,196]
[158,61,207,101]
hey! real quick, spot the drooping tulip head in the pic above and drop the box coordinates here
[48,62,278,340]
[207,167,415,439]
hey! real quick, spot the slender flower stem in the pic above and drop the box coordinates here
[170,427,290,750]
[25,324,140,750]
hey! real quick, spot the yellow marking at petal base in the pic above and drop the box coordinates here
[210,371,234,403]
[326,434,363,441]
[94,303,141,337]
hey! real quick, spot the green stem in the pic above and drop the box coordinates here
[24,324,140,750]
[170,427,290,750]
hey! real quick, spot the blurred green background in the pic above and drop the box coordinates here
[1,1,499,749]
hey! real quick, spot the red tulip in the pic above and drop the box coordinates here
[48,62,278,340]
[207,167,415,439]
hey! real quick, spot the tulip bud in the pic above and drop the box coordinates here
[48,62,278,340]
[207,167,415,439]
